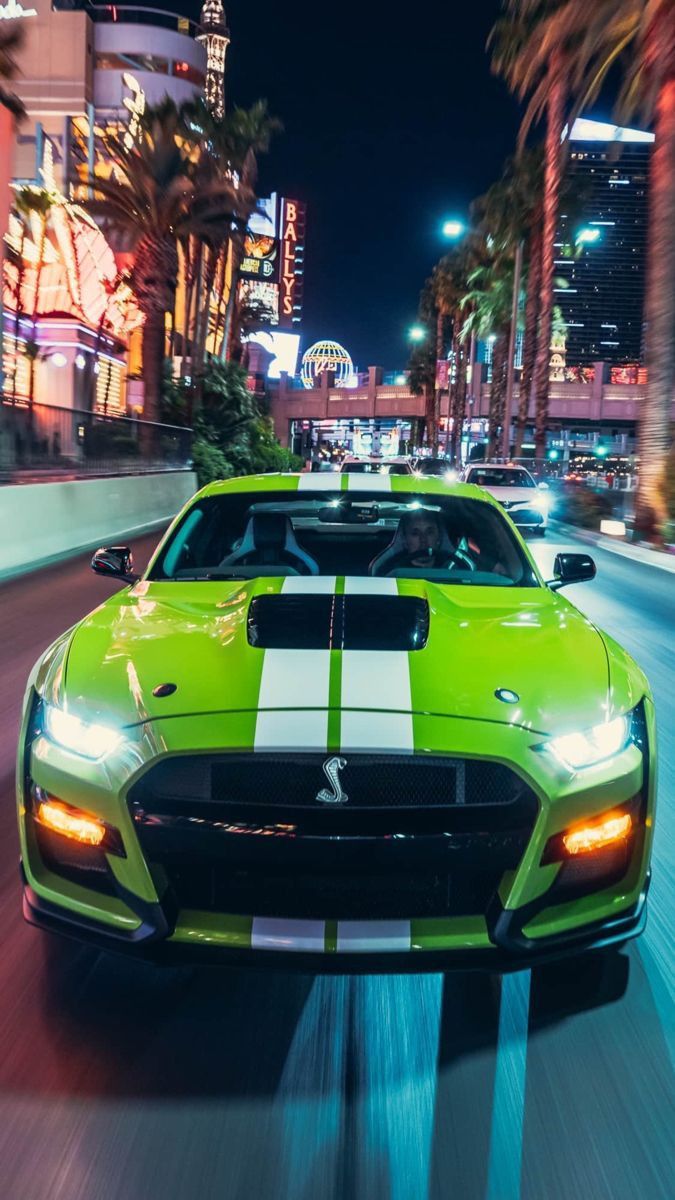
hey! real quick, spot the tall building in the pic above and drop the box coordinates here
[11,0,208,188]
[197,0,230,119]
[556,117,655,367]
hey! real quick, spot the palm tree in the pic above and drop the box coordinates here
[462,255,517,459]
[1,25,25,433]
[528,0,674,535]
[85,102,247,429]
[473,148,546,456]
[491,2,584,459]
[14,188,56,412]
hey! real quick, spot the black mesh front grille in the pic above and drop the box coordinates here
[135,754,532,811]
[129,753,538,921]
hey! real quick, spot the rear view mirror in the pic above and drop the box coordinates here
[91,546,137,582]
[549,552,596,590]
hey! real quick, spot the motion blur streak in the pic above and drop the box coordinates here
[485,972,531,1200]
[352,975,443,1199]
[278,974,443,1200]
[278,977,350,1199]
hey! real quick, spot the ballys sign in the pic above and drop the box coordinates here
[279,198,306,329]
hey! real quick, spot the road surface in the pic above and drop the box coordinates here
[0,528,672,1200]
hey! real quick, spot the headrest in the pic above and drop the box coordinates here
[251,513,290,550]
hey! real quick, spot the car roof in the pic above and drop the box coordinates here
[466,463,532,473]
[197,473,503,508]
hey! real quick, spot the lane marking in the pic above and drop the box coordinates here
[485,970,532,1200]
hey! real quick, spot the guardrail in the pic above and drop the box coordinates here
[0,400,193,481]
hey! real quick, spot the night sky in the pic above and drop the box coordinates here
[187,0,521,371]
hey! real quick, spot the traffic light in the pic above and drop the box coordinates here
[596,444,608,459]
[547,448,560,461]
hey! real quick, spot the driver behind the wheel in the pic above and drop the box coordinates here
[389,512,461,570]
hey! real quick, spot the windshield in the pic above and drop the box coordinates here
[416,459,451,475]
[341,461,410,475]
[150,491,538,587]
[468,468,535,488]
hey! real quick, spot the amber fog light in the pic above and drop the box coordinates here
[543,807,635,865]
[563,812,632,856]
[33,789,124,855]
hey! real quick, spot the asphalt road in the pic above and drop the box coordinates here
[0,529,673,1200]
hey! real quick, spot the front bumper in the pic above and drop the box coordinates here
[18,702,656,972]
[21,865,649,972]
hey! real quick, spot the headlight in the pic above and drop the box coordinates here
[44,704,122,761]
[541,715,630,771]
[533,493,549,513]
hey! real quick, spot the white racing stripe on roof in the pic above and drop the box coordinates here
[297,473,340,491]
[346,474,393,492]
[340,649,414,751]
[343,577,398,595]
[254,648,330,751]
[336,921,411,953]
[251,918,326,952]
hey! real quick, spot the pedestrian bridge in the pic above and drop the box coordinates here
[271,365,674,447]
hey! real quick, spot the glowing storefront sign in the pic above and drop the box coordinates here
[0,0,37,18]
[280,198,306,329]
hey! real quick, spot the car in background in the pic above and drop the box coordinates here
[340,455,413,475]
[413,457,458,480]
[461,463,550,535]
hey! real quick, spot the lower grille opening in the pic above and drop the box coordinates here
[548,840,633,904]
[34,822,116,896]
[164,860,504,920]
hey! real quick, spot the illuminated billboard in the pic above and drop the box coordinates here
[238,279,279,325]
[240,232,279,281]
[247,330,301,379]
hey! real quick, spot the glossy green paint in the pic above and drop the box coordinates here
[17,474,656,958]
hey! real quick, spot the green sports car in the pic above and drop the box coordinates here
[17,474,655,968]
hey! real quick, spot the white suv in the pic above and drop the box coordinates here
[340,456,413,475]
[461,463,549,535]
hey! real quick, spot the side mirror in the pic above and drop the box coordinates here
[548,552,596,591]
[91,546,138,582]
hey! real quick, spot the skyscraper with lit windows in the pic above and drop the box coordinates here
[556,118,654,367]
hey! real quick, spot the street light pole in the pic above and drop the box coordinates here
[501,238,524,461]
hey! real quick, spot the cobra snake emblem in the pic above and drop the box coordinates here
[316,756,349,805]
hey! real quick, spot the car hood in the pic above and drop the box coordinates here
[54,577,613,738]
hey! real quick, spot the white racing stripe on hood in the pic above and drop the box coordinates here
[251,918,326,952]
[340,649,414,751]
[283,576,337,594]
[343,577,398,595]
[336,921,412,953]
[255,648,330,750]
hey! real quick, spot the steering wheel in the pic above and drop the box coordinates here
[385,548,477,577]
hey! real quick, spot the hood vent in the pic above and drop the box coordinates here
[247,595,429,651]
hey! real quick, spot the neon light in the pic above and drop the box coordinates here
[0,0,37,18]
[301,340,355,390]
[570,117,654,144]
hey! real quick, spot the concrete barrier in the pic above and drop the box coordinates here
[0,471,198,581]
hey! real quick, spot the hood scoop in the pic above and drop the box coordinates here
[247,594,429,651]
